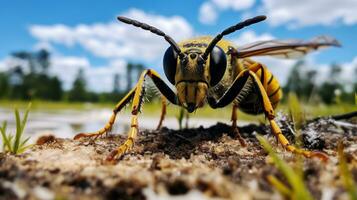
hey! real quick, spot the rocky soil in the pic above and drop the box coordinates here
[0,114,356,200]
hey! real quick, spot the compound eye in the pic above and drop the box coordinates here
[163,46,177,84]
[209,46,227,86]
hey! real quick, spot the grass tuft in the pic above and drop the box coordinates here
[288,92,305,131]
[338,142,357,200]
[0,103,32,154]
[257,135,314,200]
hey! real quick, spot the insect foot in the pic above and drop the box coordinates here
[105,138,135,162]
[73,131,106,140]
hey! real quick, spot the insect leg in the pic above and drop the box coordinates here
[156,96,167,130]
[106,69,179,161]
[231,104,246,146]
[208,70,328,161]
[74,87,136,140]
[246,71,328,161]
[247,62,269,90]
[74,70,178,141]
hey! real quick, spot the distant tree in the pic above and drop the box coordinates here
[0,72,9,98]
[302,69,317,100]
[113,73,121,93]
[284,60,305,97]
[68,68,88,102]
[36,49,50,73]
[126,63,145,92]
[318,63,344,104]
[330,63,342,83]
[11,51,35,73]
[9,49,63,101]
[46,76,63,101]
[136,64,144,80]
[126,63,133,92]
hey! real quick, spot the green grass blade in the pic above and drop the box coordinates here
[257,135,314,200]
[13,108,22,153]
[20,137,31,148]
[267,175,292,196]
[7,133,14,152]
[18,144,33,154]
[288,92,305,131]
[1,121,12,152]
[338,142,357,200]
[21,103,31,132]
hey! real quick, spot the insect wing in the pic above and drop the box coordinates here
[236,36,340,59]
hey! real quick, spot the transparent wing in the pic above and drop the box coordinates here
[236,36,340,59]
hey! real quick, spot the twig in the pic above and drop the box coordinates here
[308,111,357,123]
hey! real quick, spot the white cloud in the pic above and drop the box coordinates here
[254,56,297,85]
[199,2,218,25]
[232,30,274,45]
[26,9,195,92]
[199,0,255,24]
[33,41,54,52]
[0,55,128,92]
[261,0,357,28]
[0,57,30,73]
[50,56,127,92]
[29,9,193,61]
[212,0,255,10]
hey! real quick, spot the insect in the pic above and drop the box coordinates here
[74,15,340,162]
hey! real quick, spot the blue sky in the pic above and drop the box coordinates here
[0,0,356,91]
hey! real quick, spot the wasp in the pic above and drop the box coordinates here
[74,15,340,162]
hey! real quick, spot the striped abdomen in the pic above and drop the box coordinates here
[237,60,283,115]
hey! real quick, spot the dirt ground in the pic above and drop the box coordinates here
[0,114,357,200]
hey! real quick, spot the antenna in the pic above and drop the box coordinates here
[117,16,185,59]
[202,15,267,59]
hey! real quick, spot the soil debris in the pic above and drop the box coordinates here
[0,115,357,200]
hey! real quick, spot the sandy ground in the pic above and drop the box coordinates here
[0,115,357,200]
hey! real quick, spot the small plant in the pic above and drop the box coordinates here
[177,107,185,130]
[338,142,357,200]
[0,103,32,154]
[257,135,314,200]
[287,92,305,131]
[176,107,189,130]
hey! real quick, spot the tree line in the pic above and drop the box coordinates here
[0,49,144,103]
[0,49,356,104]
[283,60,357,104]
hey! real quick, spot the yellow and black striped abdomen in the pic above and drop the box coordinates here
[265,72,283,109]
[238,62,283,115]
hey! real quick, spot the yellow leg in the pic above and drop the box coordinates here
[106,69,171,161]
[74,87,136,140]
[156,96,167,130]
[231,104,246,147]
[247,71,328,161]
[247,62,269,90]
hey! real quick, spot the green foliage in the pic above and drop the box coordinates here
[3,49,64,101]
[338,142,357,200]
[0,103,32,154]
[177,107,185,130]
[318,82,343,104]
[68,68,89,102]
[288,92,305,130]
[283,61,355,105]
[0,73,10,98]
[257,135,314,200]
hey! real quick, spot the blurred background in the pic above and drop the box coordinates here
[0,0,356,140]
